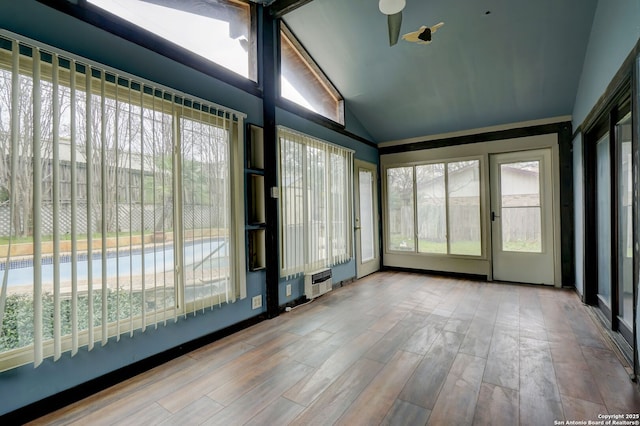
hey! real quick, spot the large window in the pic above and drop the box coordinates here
[0,32,246,371]
[82,0,256,81]
[386,159,482,256]
[280,25,344,125]
[278,127,353,277]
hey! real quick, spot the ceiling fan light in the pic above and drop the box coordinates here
[379,0,405,15]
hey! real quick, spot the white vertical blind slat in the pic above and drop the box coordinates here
[0,41,20,336]
[127,81,134,337]
[32,49,43,368]
[115,75,121,340]
[139,88,146,332]
[235,117,246,300]
[52,54,62,361]
[70,60,79,356]
[151,90,158,326]
[100,72,108,346]
[85,65,94,351]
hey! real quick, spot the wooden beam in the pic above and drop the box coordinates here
[268,0,314,18]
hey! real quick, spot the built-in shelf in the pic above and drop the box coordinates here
[247,124,264,171]
[248,173,266,225]
[246,124,266,272]
[248,228,266,271]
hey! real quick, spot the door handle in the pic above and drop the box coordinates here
[491,211,499,221]
[354,226,361,230]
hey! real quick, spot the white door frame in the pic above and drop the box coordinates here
[354,159,380,278]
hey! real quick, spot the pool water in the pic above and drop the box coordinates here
[2,238,227,287]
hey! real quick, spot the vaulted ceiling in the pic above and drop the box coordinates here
[276,0,597,143]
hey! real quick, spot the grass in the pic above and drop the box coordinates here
[389,235,481,256]
[502,240,541,252]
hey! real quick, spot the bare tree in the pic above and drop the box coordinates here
[0,70,59,237]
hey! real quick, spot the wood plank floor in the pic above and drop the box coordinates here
[29,272,640,425]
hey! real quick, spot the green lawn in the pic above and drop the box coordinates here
[389,235,481,256]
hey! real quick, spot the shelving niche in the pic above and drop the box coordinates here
[246,124,266,271]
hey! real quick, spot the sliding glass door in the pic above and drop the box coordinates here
[616,111,633,342]
[586,98,633,348]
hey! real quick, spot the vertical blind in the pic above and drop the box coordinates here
[0,31,246,371]
[278,126,354,277]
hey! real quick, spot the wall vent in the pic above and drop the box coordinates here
[304,269,332,300]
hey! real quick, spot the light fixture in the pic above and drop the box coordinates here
[379,0,406,15]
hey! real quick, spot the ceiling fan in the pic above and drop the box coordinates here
[379,0,444,46]
[402,22,445,44]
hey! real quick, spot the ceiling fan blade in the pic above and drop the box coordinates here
[388,12,402,46]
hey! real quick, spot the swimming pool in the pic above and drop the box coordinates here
[2,238,228,287]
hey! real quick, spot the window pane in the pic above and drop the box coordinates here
[359,169,375,262]
[307,145,326,266]
[330,153,347,259]
[280,138,304,274]
[596,133,611,305]
[500,161,542,252]
[416,164,446,254]
[447,161,481,255]
[387,167,414,251]
[617,112,632,326]
[278,129,353,276]
[88,0,254,80]
[280,27,344,124]
[0,34,244,369]
[181,117,230,305]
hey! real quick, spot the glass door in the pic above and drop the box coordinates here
[596,132,612,317]
[616,111,633,343]
[354,160,380,278]
[587,98,633,349]
[490,149,555,285]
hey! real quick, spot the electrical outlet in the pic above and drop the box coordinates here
[252,295,262,310]
[286,284,292,297]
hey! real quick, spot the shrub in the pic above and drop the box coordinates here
[0,289,146,352]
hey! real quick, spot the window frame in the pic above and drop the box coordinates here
[36,0,260,93]
[384,156,485,258]
[277,127,353,277]
[0,30,247,371]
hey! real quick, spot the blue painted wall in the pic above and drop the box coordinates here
[572,0,640,129]
[0,0,377,416]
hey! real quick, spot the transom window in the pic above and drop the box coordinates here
[84,0,256,81]
[280,24,344,125]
